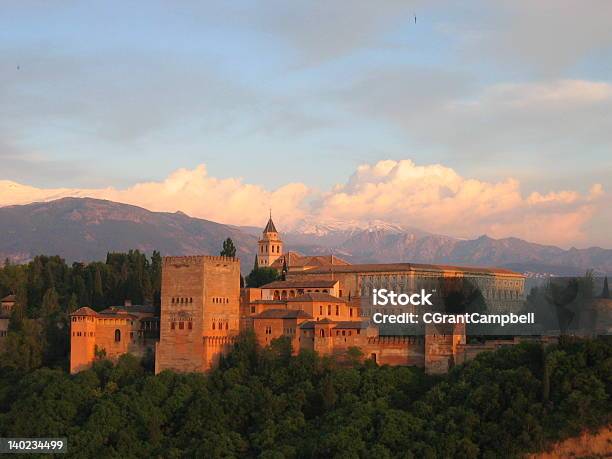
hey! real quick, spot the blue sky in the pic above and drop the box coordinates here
[1,1,611,247]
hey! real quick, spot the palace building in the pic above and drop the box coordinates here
[70,214,532,375]
[69,301,159,374]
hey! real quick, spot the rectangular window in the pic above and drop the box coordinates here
[171,322,175,330]
[188,322,193,330]
[179,322,184,330]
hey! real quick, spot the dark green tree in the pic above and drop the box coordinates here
[602,276,609,299]
[245,267,279,288]
[220,238,237,258]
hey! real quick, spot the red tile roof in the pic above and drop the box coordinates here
[286,292,346,303]
[259,279,338,289]
[300,262,522,277]
[253,309,312,319]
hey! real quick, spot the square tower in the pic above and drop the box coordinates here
[257,215,283,268]
[155,255,241,373]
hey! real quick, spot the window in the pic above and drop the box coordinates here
[327,305,331,315]
[212,322,216,330]
[319,305,323,315]
[251,306,256,313]
[114,329,121,342]
[188,322,192,330]
[179,322,184,330]
[320,329,325,337]
[225,322,229,330]
[350,308,353,317]
[171,322,175,330]
[335,305,339,316]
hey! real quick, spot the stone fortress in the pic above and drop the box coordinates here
[70,215,535,375]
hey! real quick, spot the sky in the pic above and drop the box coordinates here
[1,1,611,248]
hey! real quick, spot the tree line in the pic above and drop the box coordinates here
[0,250,162,370]
[0,332,609,458]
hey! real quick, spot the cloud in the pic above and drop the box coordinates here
[461,0,612,74]
[317,160,606,247]
[0,164,311,228]
[249,0,424,65]
[0,160,607,248]
[336,77,612,170]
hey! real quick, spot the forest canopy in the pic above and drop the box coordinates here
[0,333,610,458]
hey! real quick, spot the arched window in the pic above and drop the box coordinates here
[114,329,121,342]
[212,322,216,330]
[319,305,323,315]
[274,290,280,300]
[281,290,287,299]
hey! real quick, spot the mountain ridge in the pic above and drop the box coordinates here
[0,197,610,275]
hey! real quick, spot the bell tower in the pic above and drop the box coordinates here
[258,212,283,268]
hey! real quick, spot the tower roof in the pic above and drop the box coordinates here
[263,216,277,233]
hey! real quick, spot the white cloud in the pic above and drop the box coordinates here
[0,160,607,248]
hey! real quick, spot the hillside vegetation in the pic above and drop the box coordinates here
[0,334,609,458]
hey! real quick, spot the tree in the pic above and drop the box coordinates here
[220,238,237,258]
[67,293,79,314]
[93,266,104,309]
[602,277,609,299]
[0,319,44,371]
[40,287,60,319]
[245,267,280,288]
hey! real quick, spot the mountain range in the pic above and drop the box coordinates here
[0,197,610,276]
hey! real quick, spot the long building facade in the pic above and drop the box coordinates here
[70,215,532,375]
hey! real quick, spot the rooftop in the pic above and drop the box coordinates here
[286,292,346,303]
[299,319,369,329]
[71,306,99,317]
[259,279,338,289]
[263,216,277,233]
[300,262,523,277]
[1,294,16,303]
[270,253,350,269]
[253,309,312,319]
